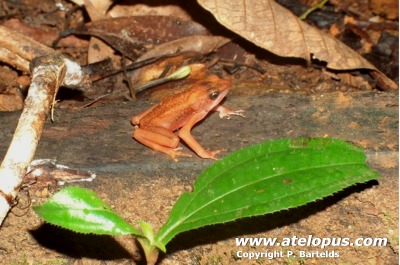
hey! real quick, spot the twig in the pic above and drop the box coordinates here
[0,53,86,225]
[0,25,53,69]
[0,46,30,72]
[299,0,329,20]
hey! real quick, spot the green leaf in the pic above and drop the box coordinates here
[155,138,380,246]
[137,221,164,263]
[165,65,191,80]
[33,186,141,236]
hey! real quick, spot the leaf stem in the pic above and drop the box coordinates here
[300,0,328,20]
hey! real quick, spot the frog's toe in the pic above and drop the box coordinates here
[167,148,192,161]
[201,149,226,160]
[233,109,245,117]
[219,109,245,119]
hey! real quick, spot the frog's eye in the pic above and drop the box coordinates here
[209,91,219,100]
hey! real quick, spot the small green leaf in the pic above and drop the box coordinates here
[155,138,380,246]
[137,221,165,262]
[140,221,155,241]
[33,186,140,236]
[165,65,191,80]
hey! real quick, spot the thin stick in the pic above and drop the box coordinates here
[0,53,85,225]
[299,0,329,20]
[0,25,53,62]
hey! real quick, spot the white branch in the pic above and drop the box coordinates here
[0,53,86,225]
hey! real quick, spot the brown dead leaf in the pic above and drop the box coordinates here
[69,0,113,14]
[69,16,209,60]
[108,3,192,20]
[197,0,375,70]
[0,86,24,111]
[197,0,398,90]
[2,19,56,47]
[80,0,116,65]
[335,72,372,90]
[130,35,230,89]
[2,19,88,49]
[370,0,399,20]
[87,38,118,64]
[135,35,230,62]
[131,53,197,89]
[135,63,212,101]
[83,0,112,21]
[25,159,96,189]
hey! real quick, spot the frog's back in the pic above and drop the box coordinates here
[140,90,197,131]
[139,74,230,131]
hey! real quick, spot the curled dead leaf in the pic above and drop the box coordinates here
[135,35,230,62]
[135,63,213,101]
[130,35,230,90]
[197,0,397,90]
[197,0,375,70]
[67,16,210,60]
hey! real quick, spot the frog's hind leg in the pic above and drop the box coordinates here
[133,126,191,161]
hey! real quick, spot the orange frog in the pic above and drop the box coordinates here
[131,73,244,161]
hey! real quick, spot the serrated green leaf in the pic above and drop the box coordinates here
[33,186,140,236]
[155,138,380,246]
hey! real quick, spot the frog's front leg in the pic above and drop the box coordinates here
[133,126,191,161]
[214,105,245,119]
[178,112,225,160]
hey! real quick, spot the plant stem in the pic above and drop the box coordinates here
[299,0,328,20]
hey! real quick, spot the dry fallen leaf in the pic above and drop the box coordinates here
[83,0,112,21]
[2,19,88,49]
[0,86,23,111]
[369,0,398,20]
[69,0,113,14]
[135,63,215,101]
[130,35,230,90]
[131,53,197,90]
[108,3,192,20]
[197,0,397,90]
[69,16,210,60]
[197,0,375,70]
[78,0,117,65]
[26,159,96,188]
[135,35,230,62]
